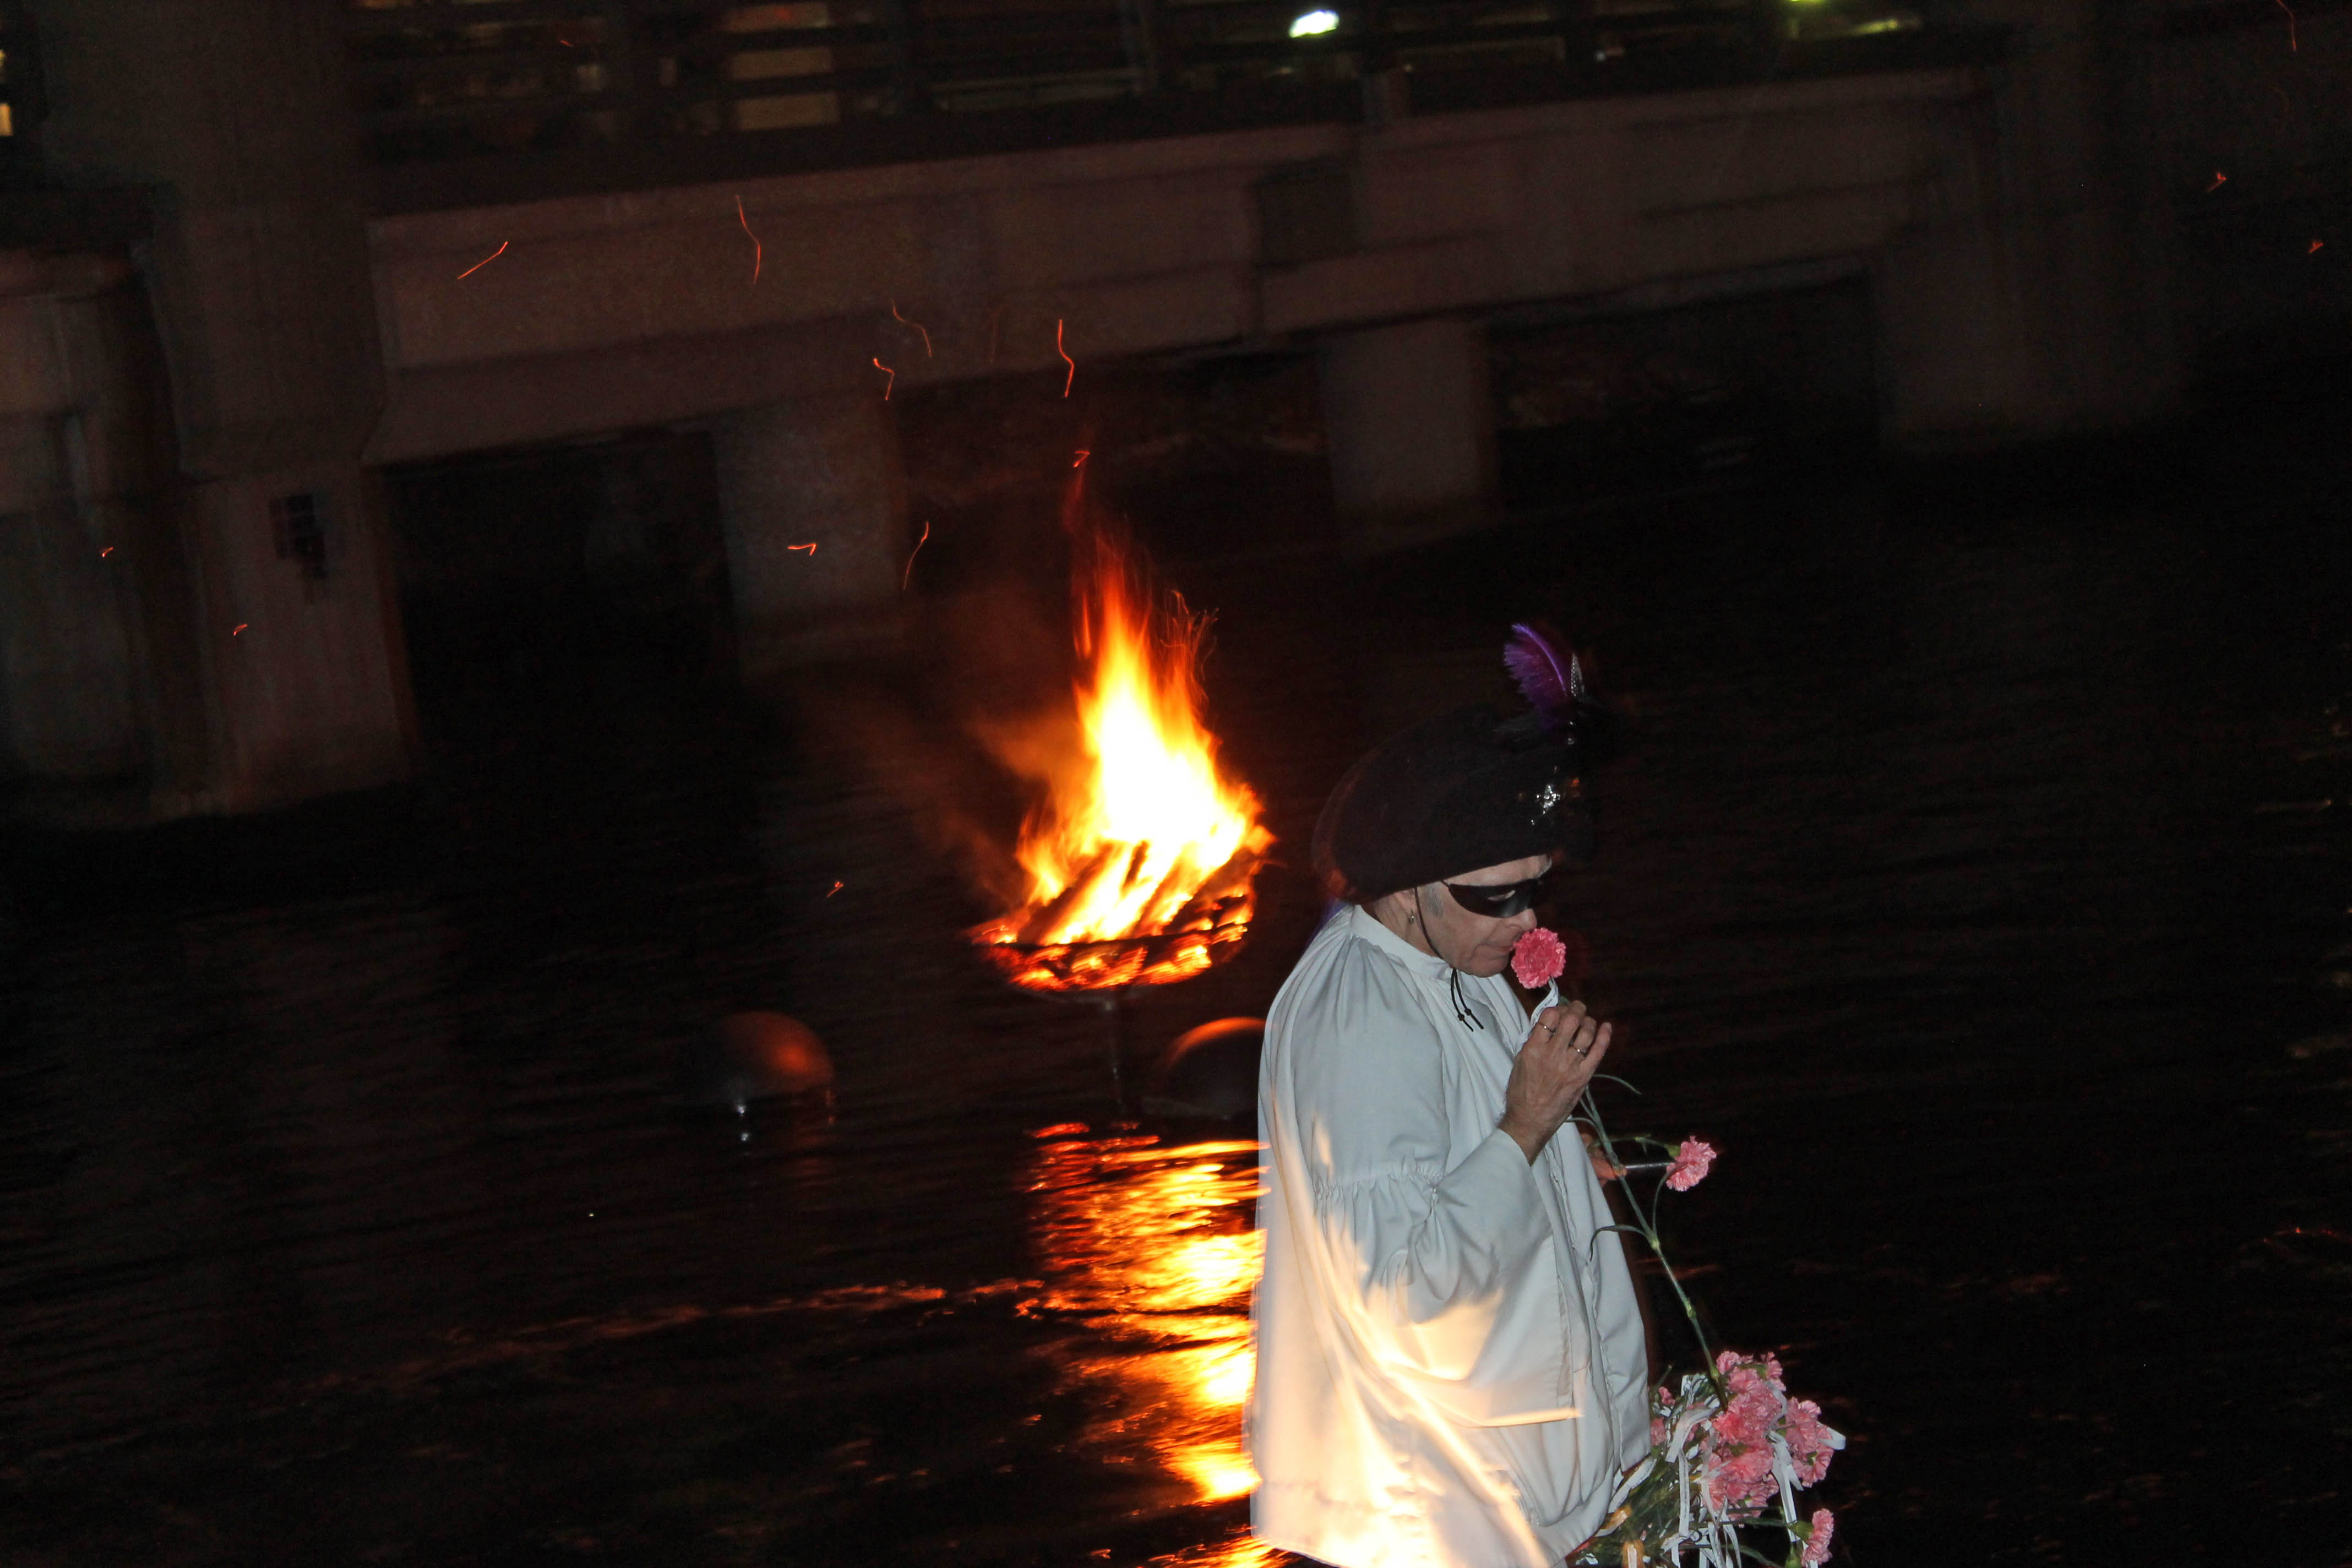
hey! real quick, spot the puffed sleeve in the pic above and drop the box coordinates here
[1284,948,1574,1428]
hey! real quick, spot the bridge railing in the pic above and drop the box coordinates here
[345,1,1990,208]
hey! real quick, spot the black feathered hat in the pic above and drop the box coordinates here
[1312,625,1605,903]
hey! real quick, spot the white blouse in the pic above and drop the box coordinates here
[1250,903,1651,1568]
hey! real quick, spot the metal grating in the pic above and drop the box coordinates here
[345,0,1799,165]
[342,2,1992,204]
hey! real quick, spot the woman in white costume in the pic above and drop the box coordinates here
[1249,682,1650,1568]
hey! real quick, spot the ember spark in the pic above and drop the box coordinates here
[2278,0,2298,50]
[1058,319,1075,397]
[872,356,895,399]
[902,519,930,590]
[1073,450,1090,467]
[891,300,933,358]
[789,542,818,555]
[456,241,508,280]
[231,623,248,636]
[736,197,763,285]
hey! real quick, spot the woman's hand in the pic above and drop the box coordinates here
[1498,1001,1611,1163]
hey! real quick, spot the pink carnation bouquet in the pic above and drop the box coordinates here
[1567,1115,1846,1567]
[1596,1357,1843,1568]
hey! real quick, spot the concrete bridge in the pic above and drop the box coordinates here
[367,61,2045,676]
[2,1,2198,822]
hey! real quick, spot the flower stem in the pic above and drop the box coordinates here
[1580,1088,1732,1411]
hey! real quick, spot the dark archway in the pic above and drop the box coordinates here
[383,428,741,759]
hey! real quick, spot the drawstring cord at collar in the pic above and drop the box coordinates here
[1449,966,1484,1030]
[1415,888,1485,1030]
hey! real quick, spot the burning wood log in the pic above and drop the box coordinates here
[1014,842,1126,948]
[1160,842,1266,937]
[1117,840,1155,900]
[1133,846,1204,936]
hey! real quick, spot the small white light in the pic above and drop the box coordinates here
[1289,9,1339,37]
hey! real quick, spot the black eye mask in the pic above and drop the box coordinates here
[1442,864,1564,919]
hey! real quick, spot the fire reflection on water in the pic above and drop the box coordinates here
[1146,1533,1293,1568]
[1027,1128,1266,1510]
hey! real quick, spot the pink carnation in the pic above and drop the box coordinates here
[1667,1138,1717,1191]
[1511,926,1568,989]
[1701,1441,1776,1515]
[1802,1508,1835,1565]
[1716,1390,1778,1448]
[1785,1398,1838,1487]
[1707,1352,1793,1449]
[1713,1349,1783,1392]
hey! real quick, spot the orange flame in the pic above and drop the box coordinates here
[972,519,1270,992]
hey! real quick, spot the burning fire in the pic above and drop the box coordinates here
[972,525,1271,992]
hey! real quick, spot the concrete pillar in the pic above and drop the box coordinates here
[0,253,174,810]
[1319,316,1497,549]
[0,250,414,821]
[713,394,911,687]
[1876,0,2181,448]
[0,415,143,784]
[1872,90,2042,448]
[31,0,387,476]
[21,0,419,818]
[176,468,417,815]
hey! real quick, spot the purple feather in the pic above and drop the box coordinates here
[1504,622,1579,725]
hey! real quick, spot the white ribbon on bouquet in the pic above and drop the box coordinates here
[1600,1371,1847,1568]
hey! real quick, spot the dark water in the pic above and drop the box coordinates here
[4,407,2349,1566]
